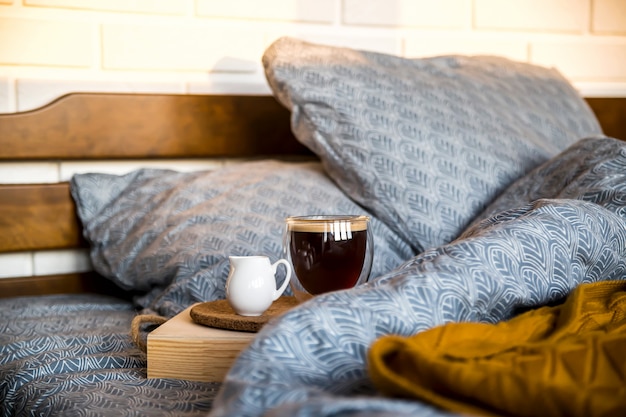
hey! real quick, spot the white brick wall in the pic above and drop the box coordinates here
[0,0,623,113]
[532,41,626,80]
[0,0,625,280]
[0,77,9,112]
[0,0,625,112]
[0,252,33,279]
[404,36,528,62]
[33,249,92,276]
[592,0,626,34]
[343,0,469,29]
[0,18,92,67]
[24,0,187,15]
[196,0,337,23]
[101,24,263,72]
[475,0,588,32]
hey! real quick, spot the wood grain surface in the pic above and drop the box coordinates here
[0,272,132,299]
[585,97,626,140]
[147,305,255,382]
[0,93,308,160]
[0,182,85,252]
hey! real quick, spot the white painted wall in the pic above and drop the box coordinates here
[1,0,625,113]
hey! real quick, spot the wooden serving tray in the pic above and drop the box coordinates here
[147,297,298,382]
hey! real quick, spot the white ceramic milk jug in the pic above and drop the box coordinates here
[225,256,292,316]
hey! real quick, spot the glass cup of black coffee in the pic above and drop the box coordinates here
[284,215,373,302]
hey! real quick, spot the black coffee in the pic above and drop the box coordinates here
[289,228,367,295]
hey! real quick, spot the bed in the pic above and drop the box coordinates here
[2,37,626,417]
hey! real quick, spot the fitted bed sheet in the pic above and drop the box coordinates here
[0,293,219,417]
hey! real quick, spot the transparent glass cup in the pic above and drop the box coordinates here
[283,215,374,302]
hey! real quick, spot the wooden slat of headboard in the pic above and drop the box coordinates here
[0,273,134,299]
[585,98,626,140]
[0,94,624,161]
[0,93,308,160]
[0,183,85,252]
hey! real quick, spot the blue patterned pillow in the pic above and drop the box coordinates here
[263,37,602,253]
[71,160,413,317]
[467,135,626,228]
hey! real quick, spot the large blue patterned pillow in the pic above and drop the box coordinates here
[263,37,602,253]
[70,160,413,317]
[467,135,626,228]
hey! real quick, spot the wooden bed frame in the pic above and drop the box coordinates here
[0,93,624,299]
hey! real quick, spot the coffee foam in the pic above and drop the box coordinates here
[287,218,368,234]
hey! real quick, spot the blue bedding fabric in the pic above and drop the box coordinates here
[70,160,413,319]
[2,136,625,416]
[209,136,626,417]
[0,294,219,416]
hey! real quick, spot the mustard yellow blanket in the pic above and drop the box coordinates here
[368,280,626,417]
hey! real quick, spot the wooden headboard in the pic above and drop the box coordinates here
[0,93,624,298]
[586,98,626,140]
[0,94,309,298]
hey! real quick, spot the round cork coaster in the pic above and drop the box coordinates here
[189,296,299,333]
